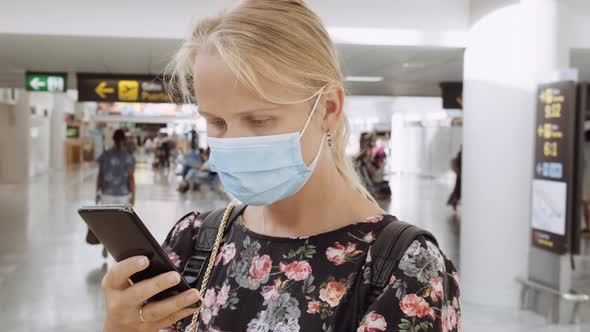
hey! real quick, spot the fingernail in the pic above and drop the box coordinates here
[137,257,149,268]
[186,291,198,302]
[168,273,180,284]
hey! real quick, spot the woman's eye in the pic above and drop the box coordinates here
[249,118,270,127]
[210,119,226,128]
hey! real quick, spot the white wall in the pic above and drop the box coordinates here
[471,0,590,49]
[566,1,590,49]
[388,98,462,177]
[344,96,463,177]
[344,96,398,155]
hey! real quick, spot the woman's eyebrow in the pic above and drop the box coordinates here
[198,105,282,118]
[237,106,282,115]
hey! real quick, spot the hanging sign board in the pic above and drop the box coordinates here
[77,73,171,103]
[26,72,67,92]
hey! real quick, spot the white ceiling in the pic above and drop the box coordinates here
[0,34,463,96]
[3,33,590,96]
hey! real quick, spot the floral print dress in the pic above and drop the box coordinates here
[162,212,461,332]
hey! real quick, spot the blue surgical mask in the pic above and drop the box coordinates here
[207,89,326,206]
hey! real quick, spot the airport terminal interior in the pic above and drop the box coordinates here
[2,0,590,331]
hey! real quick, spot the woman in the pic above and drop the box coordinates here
[99,1,461,331]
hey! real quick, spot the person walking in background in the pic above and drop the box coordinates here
[95,129,136,206]
[582,130,590,234]
[370,146,392,199]
[447,147,462,211]
[88,129,136,257]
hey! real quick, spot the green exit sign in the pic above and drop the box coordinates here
[25,72,67,92]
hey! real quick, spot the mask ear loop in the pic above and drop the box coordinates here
[299,86,326,139]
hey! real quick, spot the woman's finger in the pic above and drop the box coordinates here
[121,271,182,305]
[102,256,149,290]
[153,307,201,330]
[138,288,202,323]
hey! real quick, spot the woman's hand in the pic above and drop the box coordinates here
[102,256,201,332]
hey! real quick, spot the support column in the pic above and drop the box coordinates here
[50,93,71,170]
[0,91,30,184]
[461,0,569,309]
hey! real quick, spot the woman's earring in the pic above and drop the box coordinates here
[327,132,334,149]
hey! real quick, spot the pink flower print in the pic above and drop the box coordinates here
[280,261,312,281]
[204,288,217,307]
[319,281,347,307]
[174,218,191,236]
[441,303,458,332]
[261,280,281,302]
[215,243,236,266]
[356,311,387,332]
[307,301,321,314]
[326,242,347,265]
[216,283,230,306]
[399,294,431,318]
[201,308,212,325]
[430,277,444,303]
[167,251,180,268]
[249,255,272,281]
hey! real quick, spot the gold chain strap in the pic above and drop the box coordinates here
[186,202,236,332]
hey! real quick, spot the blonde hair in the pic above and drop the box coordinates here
[166,0,375,202]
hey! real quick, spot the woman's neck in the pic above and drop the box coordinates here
[243,155,384,238]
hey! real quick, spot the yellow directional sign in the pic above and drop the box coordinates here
[95,82,114,99]
[77,74,171,103]
[118,80,139,101]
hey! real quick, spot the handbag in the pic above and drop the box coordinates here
[185,201,237,332]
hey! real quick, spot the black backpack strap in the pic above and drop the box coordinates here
[368,219,438,299]
[182,204,247,285]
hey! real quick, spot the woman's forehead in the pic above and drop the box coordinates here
[193,52,310,110]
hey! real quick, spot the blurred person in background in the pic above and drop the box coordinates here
[178,148,220,193]
[370,146,392,199]
[177,144,204,192]
[447,146,462,212]
[582,130,590,234]
[356,133,391,199]
[158,133,172,168]
[95,129,136,206]
[98,1,459,331]
[88,129,136,257]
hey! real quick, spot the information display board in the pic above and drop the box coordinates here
[531,81,582,254]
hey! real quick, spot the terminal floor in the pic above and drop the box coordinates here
[1,165,589,331]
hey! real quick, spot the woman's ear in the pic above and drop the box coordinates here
[321,83,345,132]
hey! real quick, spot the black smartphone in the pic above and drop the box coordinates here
[78,204,199,308]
